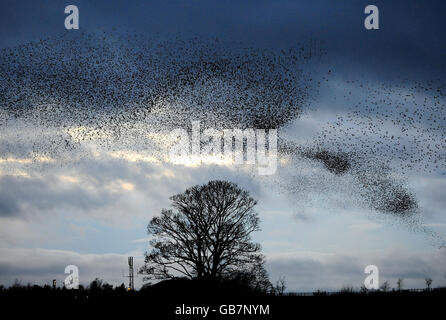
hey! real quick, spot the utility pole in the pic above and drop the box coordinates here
[128,257,134,291]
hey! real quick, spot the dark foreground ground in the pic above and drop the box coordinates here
[2,279,444,318]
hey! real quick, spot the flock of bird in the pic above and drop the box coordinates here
[310,78,446,215]
[0,31,445,239]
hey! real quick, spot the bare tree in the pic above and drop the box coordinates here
[380,280,390,292]
[340,285,354,293]
[396,278,404,291]
[139,180,270,289]
[274,277,286,296]
[425,277,432,291]
[359,284,369,294]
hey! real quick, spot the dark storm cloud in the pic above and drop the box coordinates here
[1,1,445,221]
[0,31,426,217]
[0,0,444,79]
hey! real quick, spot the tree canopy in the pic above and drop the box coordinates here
[139,180,270,291]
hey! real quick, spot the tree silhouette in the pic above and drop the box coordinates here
[274,277,286,296]
[89,278,113,293]
[425,278,432,291]
[139,180,270,290]
[380,280,390,292]
[396,278,404,291]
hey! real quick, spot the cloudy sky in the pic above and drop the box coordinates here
[0,0,445,292]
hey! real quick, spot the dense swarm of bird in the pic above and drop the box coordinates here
[307,78,446,216]
[314,79,446,174]
[0,31,445,226]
